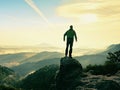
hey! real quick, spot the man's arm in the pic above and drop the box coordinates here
[74,31,77,42]
[63,31,67,41]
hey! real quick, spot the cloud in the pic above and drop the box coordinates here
[25,0,49,24]
[56,0,120,19]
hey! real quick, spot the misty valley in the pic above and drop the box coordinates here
[0,44,120,90]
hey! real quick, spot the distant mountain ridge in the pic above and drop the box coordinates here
[76,43,120,67]
[11,44,120,77]
[21,51,63,63]
[0,52,36,67]
[106,44,120,52]
[12,58,60,76]
[0,51,63,67]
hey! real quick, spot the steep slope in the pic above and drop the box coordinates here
[0,65,19,87]
[20,64,59,90]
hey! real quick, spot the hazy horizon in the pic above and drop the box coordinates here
[0,43,104,56]
[0,0,120,49]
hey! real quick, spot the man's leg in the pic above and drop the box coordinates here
[69,40,73,58]
[65,42,69,57]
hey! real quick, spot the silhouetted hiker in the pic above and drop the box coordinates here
[64,25,77,58]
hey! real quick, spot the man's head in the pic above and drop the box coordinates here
[70,25,73,29]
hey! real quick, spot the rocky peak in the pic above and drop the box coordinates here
[56,57,83,90]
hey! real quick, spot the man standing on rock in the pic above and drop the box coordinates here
[63,25,77,58]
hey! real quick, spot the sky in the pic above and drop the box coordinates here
[0,0,120,49]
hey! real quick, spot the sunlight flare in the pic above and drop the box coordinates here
[80,14,98,23]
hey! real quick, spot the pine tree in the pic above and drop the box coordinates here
[107,50,120,63]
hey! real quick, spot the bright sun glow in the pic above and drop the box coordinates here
[80,14,98,23]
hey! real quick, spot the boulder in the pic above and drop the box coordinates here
[56,57,83,90]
